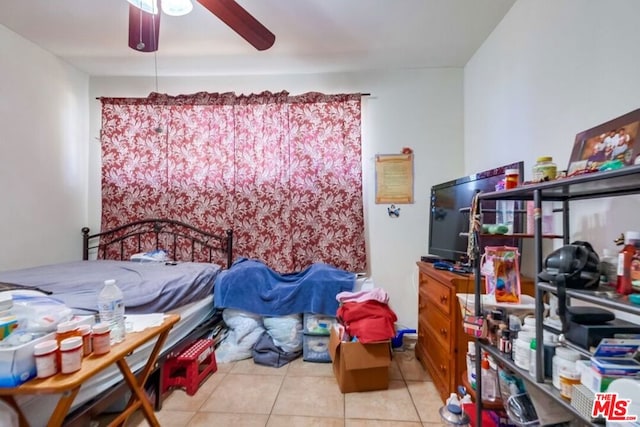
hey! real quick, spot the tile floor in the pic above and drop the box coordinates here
[120,350,446,427]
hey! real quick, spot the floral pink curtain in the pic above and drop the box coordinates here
[99,91,366,272]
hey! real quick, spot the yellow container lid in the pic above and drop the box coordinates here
[536,156,553,163]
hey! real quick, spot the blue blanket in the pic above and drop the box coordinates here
[214,258,355,316]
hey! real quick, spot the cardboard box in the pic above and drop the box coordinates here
[580,364,638,394]
[590,338,640,376]
[328,327,391,393]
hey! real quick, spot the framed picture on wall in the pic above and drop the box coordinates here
[567,108,640,176]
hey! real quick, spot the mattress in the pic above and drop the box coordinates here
[15,295,216,427]
[0,260,221,314]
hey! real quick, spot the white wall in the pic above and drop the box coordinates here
[90,69,465,329]
[465,0,640,319]
[0,25,89,270]
[465,0,640,255]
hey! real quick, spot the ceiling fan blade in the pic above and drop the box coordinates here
[197,0,275,51]
[128,3,161,52]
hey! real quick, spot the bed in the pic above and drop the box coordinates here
[0,218,233,427]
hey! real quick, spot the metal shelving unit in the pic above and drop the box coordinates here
[480,343,598,426]
[473,164,640,426]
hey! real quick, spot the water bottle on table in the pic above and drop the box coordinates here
[98,279,125,344]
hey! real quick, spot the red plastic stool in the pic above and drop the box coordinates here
[162,338,217,396]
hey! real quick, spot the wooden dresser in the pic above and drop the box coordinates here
[415,261,533,402]
[415,262,474,402]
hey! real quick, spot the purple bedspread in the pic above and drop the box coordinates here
[0,260,221,314]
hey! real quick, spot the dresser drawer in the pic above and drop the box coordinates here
[425,302,452,351]
[424,328,452,384]
[418,287,429,314]
[425,277,452,316]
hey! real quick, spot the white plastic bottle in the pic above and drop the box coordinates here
[466,342,476,388]
[481,353,497,402]
[601,248,618,286]
[98,279,125,344]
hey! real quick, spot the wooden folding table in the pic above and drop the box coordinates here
[0,313,180,427]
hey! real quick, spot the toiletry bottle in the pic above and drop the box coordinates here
[466,342,476,388]
[481,353,497,402]
[617,232,640,295]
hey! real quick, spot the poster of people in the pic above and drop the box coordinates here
[568,109,640,176]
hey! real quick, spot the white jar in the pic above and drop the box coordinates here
[513,331,534,370]
[33,340,58,379]
[60,337,83,374]
[552,346,581,389]
[521,317,536,334]
[92,322,112,355]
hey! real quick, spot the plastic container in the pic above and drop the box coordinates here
[521,317,536,333]
[0,294,13,318]
[392,328,417,349]
[617,231,640,295]
[542,334,558,378]
[33,340,58,379]
[513,331,534,370]
[466,341,476,388]
[59,337,82,374]
[78,324,92,357]
[559,371,580,400]
[98,279,125,344]
[601,248,618,286]
[505,169,520,189]
[532,156,557,182]
[528,338,537,377]
[55,321,80,346]
[439,403,470,427]
[498,329,512,356]
[496,200,515,234]
[552,346,581,389]
[525,201,554,235]
[92,322,111,355]
[481,354,497,402]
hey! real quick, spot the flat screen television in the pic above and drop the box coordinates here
[428,161,525,265]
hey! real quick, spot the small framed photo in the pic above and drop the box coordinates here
[567,108,640,176]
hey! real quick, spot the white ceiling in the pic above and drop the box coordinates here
[1,0,515,77]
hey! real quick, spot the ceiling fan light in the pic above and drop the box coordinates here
[127,0,159,15]
[162,0,193,16]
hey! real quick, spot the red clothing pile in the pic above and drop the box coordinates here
[337,299,397,343]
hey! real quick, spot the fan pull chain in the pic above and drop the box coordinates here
[137,7,145,50]
[154,52,159,93]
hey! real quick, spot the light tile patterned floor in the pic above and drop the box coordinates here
[118,350,446,427]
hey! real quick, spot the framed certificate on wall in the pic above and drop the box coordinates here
[375,153,414,204]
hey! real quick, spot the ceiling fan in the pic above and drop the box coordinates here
[127,0,276,53]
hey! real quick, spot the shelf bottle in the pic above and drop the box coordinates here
[480,353,497,402]
[617,231,640,295]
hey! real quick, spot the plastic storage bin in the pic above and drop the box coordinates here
[302,334,331,362]
[303,313,337,335]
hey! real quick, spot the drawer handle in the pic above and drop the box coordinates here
[439,328,447,336]
[439,364,447,373]
[439,295,448,304]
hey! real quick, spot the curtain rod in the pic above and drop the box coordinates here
[95,92,371,100]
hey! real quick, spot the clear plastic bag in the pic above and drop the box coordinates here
[9,294,73,333]
[481,246,522,303]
